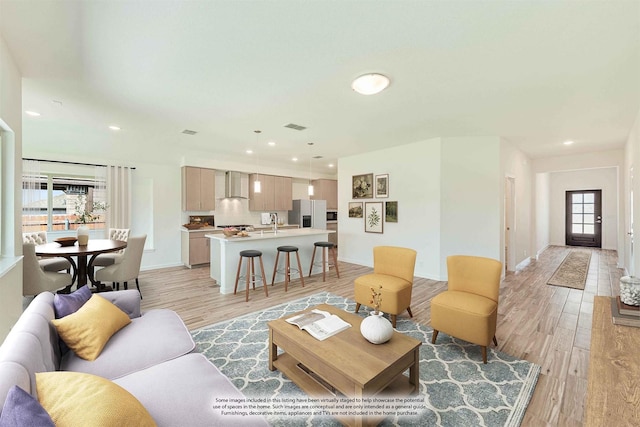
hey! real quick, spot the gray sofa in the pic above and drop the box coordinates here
[0,290,268,426]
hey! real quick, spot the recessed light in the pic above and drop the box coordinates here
[563,140,574,145]
[246,149,253,154]
[109,125,121,131]
[292,157,298,162]
[25,111,41,117]
[328,164,334,168]
[268,141,276,146]
[351,73,390,95]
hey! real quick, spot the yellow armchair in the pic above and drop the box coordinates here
[354,246,417,327]
[431,255,502,363]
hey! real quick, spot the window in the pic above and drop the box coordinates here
[571,192,595,235]
[22,162,107,232]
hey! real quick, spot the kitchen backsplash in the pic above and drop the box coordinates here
[184,197,289,226]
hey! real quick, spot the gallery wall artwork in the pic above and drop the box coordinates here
[375,174,389,198]
[365,202,384,233]
[352,173,373,199]
[385,201,398,223]
[348,202,363,218]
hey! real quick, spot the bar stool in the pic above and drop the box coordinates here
[234,250,268,302]
[308,241,340,282]
[271,246,305,291]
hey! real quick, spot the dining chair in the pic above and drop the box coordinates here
[22,232,72,274]
[95,235,146,298]
[23,243,73,296]
[90,228,130,273]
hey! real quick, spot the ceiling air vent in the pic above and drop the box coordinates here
[313,155,323,159]
[284,123,307,131]
[181,129,198,135]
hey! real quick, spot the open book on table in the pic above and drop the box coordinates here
[286,309,352,341]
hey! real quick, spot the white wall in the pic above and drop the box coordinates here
[338,136,512,281]
[501,139,533,266]
[440,137,502,276]
[0,33,24,341]
[339,138,442,279]
[535,173,550,255]
[547,168,618,249]
[625,109,640,275]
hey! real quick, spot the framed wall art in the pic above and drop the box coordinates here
[375,174,389,198]
[385,201,398,223]
[348,202,363,218]
[352,173,373,199]
[365,202,384,233]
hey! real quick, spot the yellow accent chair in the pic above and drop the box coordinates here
[354,246,417,327]
[431,255,502,364]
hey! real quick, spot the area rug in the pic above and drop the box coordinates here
[192,292,540,427]
[547,250,592,290]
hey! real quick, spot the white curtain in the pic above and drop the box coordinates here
[22,160,43,231]
[106,166,132,229]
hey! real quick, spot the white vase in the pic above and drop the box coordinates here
[360,311,394,344]
[77,225,89,246]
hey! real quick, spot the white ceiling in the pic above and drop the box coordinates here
[1,1,639,174]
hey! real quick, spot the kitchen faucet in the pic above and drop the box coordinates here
[270,213,278,233]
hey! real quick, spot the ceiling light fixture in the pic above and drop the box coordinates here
[25,111,41,117]
[351,73,390,95]
[246,149,253,154]
[268,141,276,146]
[254,130,262,193]
[563,140,574,145]
[109,125,121,131]
[292,157,298,162]
[328,164,334,168]
[307,143,314,196]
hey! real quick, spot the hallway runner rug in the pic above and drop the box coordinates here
[192,292,540,427]
[547,250,592,290]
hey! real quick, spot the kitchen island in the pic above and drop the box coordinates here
[207,228,334,294]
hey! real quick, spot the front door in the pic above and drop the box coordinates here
[565,190,602,247]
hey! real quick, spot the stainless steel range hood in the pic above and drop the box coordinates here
[223,171,248,199]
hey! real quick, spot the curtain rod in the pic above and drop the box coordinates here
[22,158,136,170]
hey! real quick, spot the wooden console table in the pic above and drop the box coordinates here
[585,296,640,425]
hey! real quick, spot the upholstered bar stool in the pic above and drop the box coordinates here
[234,250,268,302]
[308,241,340,282]
[271,246,305,291]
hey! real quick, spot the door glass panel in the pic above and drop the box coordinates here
[584,224,595,234]
[573,214,583,223]
[573,204,583,213]
[584,193,594,203]
[584,204,594,213]
[572,224,582,234]
[584,214,594,224]
[572,194,583,203]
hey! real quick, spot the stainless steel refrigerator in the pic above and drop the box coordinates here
[288,199,327,229]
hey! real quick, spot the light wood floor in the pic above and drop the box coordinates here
[139,245,622,426]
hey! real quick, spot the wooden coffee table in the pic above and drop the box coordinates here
[268,304,421,427]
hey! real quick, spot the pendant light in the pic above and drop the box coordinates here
[307,142,314,196]
[254,130,261,193]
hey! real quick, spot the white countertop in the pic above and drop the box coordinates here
[181,224,299,233]
[206,227,333,242]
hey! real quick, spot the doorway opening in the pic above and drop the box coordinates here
[505,176,516,271]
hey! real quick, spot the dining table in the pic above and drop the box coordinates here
[35,239,127,291]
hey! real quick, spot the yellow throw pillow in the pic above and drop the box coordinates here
[51,294,131,361]
[36,372,156,427]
